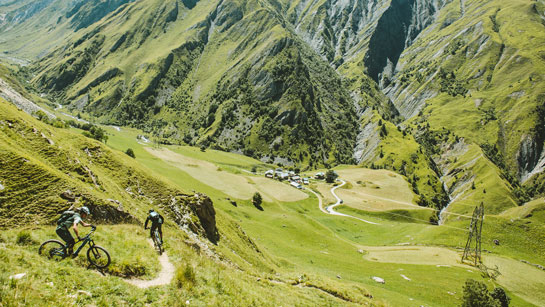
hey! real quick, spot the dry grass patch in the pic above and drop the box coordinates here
[363,245,464,266]
[146,148,307,202]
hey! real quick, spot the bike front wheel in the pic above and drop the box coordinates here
[38,240,66,261]
[87,246,111,269]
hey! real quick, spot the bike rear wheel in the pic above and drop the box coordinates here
[38,240,66,261]
[87,246,111,269]
[153,230,163,255]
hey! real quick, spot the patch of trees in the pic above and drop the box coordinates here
[125,148,135,158]
[252,192,263,211]
[34,111,68,128]
[462,279,510,307]
[438,68,468,97]
[68,122,108,143]
[325,170,338,183]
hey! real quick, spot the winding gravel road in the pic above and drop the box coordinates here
[311,179,380,225]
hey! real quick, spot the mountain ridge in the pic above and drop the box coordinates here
[0,0,543,215]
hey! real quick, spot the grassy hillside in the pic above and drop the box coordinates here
[383,0,545,204]
[1,95,544,305]
[101,122,544,306]
[0,98,382,306]
[28,0,360,167]
[0,97,218,241]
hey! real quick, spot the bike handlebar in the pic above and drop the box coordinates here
[76,226,96,243]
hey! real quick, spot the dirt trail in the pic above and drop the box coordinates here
[125,240,174,288]
[315,179,380,225]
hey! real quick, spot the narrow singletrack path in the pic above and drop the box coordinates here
[125,240,174,288]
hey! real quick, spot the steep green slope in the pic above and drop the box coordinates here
[0,97,380,306]
[30,0,360,167]
[0,0,133,62]
[385,1,545,205]
[0,97,218,242]
[2,0,544,214]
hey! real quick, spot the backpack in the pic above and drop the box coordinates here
[150,211,163,224]
[57,210,75,226]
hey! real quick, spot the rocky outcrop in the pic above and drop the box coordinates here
[291,0,389,65]
[188,193,219,243]
[167,193,219,244]
[0,78,55,119]
[518,134,545,182]
[365,0,451,85]
[0,0,54,31]
[353,109,380,163]
[66,0,133,31]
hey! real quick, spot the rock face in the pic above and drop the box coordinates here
[291,0,389,65]
[188,194,219,244]
[0,78,55,119]
[66,0,134,31]
[518,134,545,182]
[83,202,140,225]
[365,0,451,85]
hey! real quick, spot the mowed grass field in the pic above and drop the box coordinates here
[97,125,545,306]
[146,147,308,203]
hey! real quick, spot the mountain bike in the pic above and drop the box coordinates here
[151,228,163,255]
[38,226,111,269]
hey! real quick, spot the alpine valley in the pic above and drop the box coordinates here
[0,0,544,306]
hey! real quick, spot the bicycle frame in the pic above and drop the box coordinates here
[71,228,96,257]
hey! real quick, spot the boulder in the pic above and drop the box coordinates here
[9,273,26,280]
[60,190,76,201]
[372,276,385,284]
[77,290,92,297]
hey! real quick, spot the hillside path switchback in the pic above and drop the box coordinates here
[125,240,174,288]
[310,179,379,225]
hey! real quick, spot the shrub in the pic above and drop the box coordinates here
[175,264,196,289]
[80,124,108,143]
[125,148,136,158]
[16,231,36,246]
[114,259,146,277]
[325,170,338,183]
[462,279,506,307]
[252,192,263,207]
[491,288,510,307]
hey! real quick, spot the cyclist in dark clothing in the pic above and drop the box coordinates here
[56,206,92,255]
[144,209,164,244]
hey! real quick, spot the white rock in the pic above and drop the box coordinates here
[77,290,92,297]
[0,182,4,191]
[372,276,385,284]
[9,273,26,280]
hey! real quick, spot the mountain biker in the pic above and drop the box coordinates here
[56,206,93,255]
[144,209,164,244]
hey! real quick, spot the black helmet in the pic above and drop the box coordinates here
[149,209,154,213]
